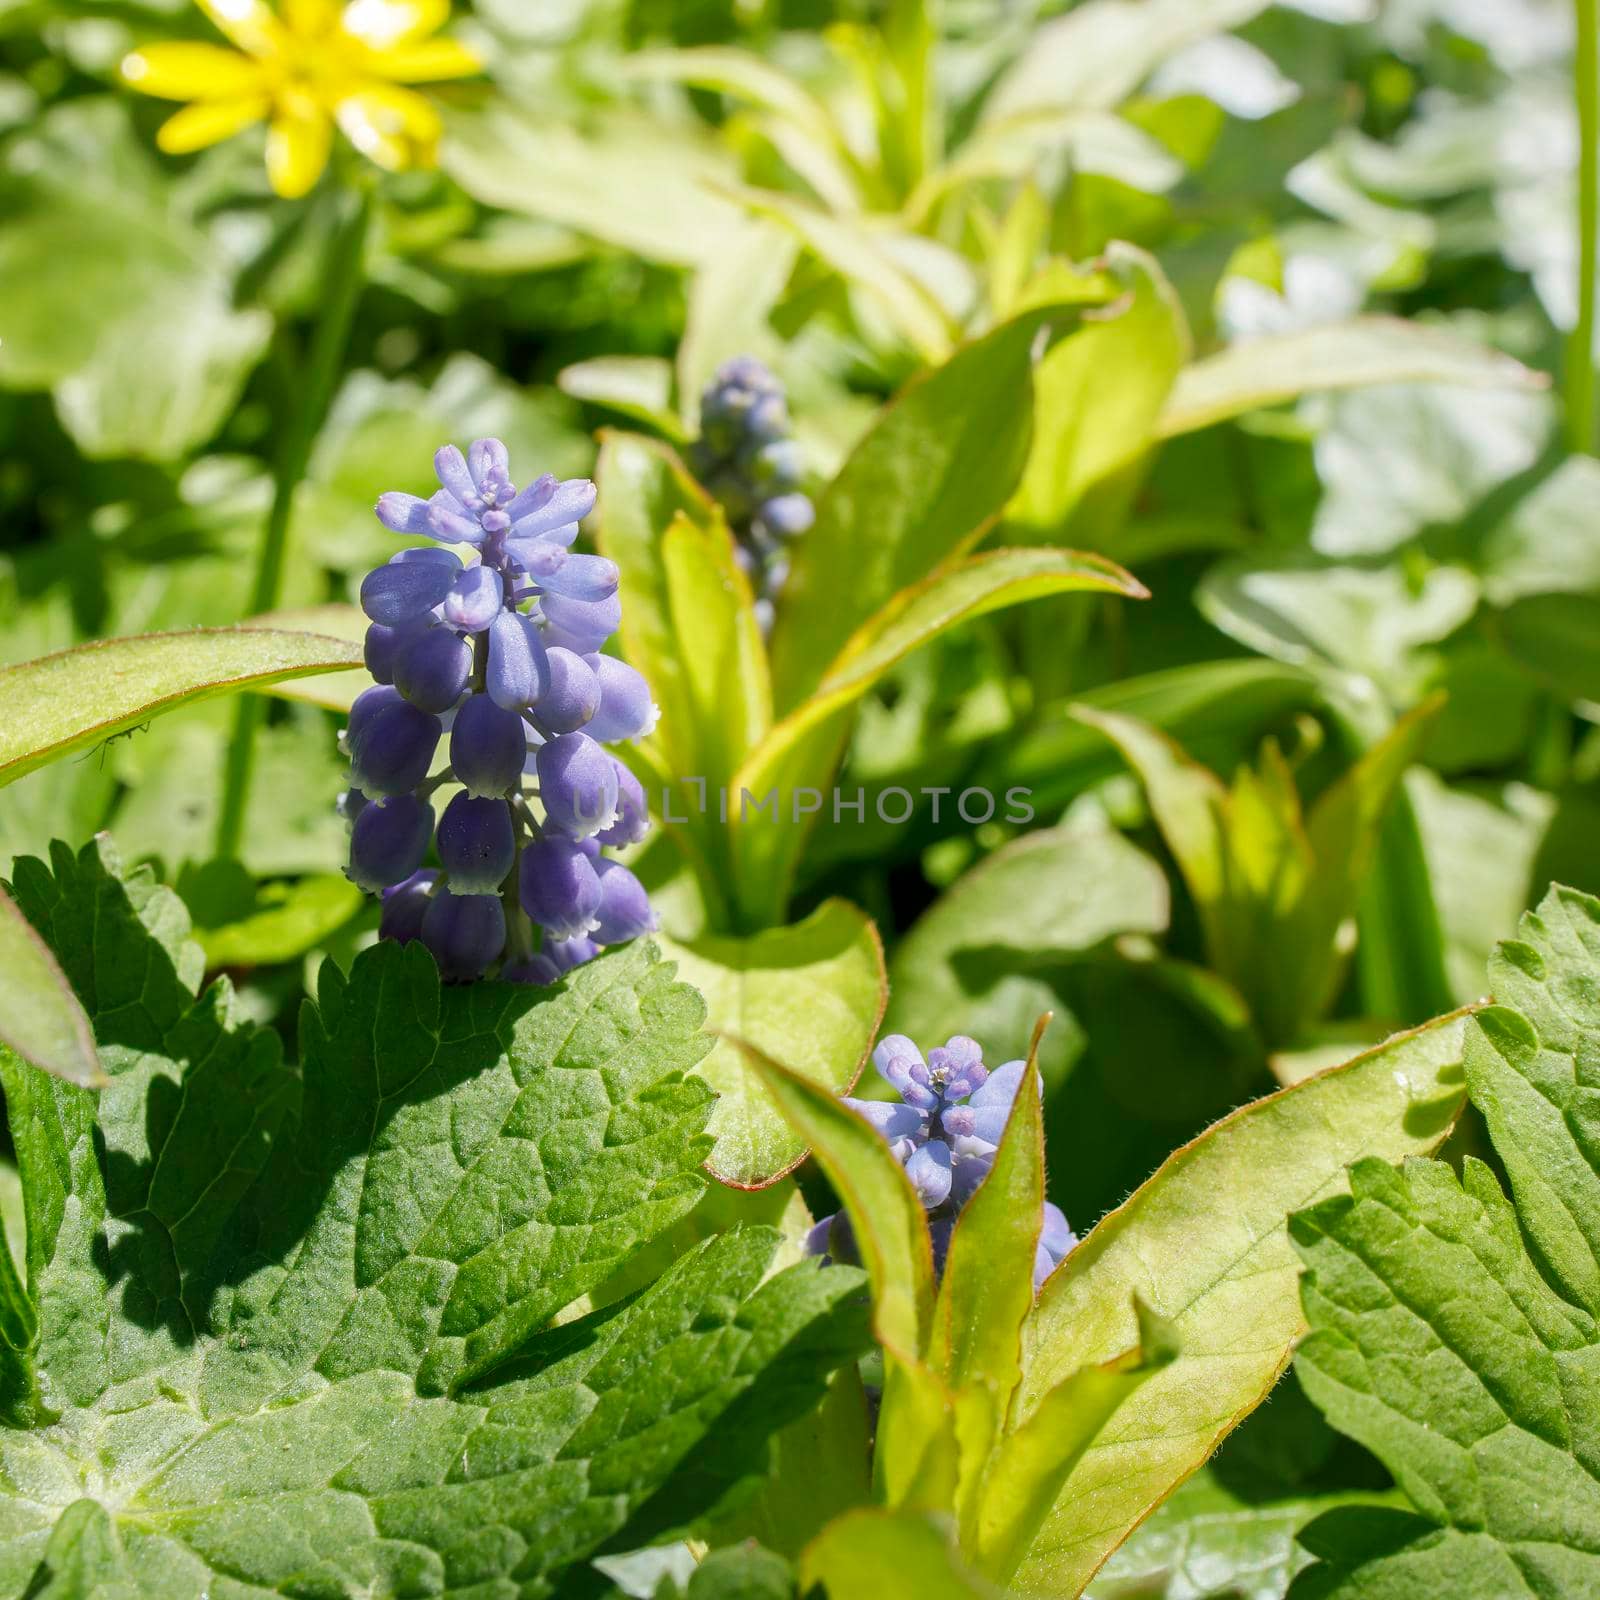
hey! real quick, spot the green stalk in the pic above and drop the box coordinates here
[214,184,374,861]
[1568,0,1599,454]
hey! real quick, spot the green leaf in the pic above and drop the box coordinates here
[737,1050,934,1364]
[1010,1012,1468,1597]
[799,1508,999,1599]
[0,838,869,1595]
[1157,320,1548,439]
[0,100,269,460]
[1008,245,1190,544]
[1291,889,1600,1591]
[0,883,102,1088]
[191,872,364,969]
[0,628,364,788]
[658,899,887,1188]
[731,549,1145,922]
[1497,592,1600,704]
[558,355,685,439]
[886,819,1169,1061]
[245,604,370,712]
[444,104,747,268]
[769,308,1096,713]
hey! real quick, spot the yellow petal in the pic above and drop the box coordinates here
[335,83,440,171]
[120,42,264,100]
[340,0,449,49]
[361,36,479,83]
[266,105,333,197]
[157,95,270,153]
[282,0,340,35]
[195,0,285,56]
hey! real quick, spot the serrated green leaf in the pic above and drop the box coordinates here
[1010,1013,1468,1597]
[659,899,886,1188]
[0,883,101,1088]
[0,838,869,1596]
[1157,319,1546,438]
[1290,885,1600,1596]
[0,629,364,787]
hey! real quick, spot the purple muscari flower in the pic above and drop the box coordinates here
[436,794,515,894]
[379,868,439,944]
[535,648,601,735]
[518,835,601,940]
[590,859,657,944]
[348,439,660,981]
[360,548,461,625]
[691,356,811,632]
[596,757,650,847]
[539,590,622,655]
[536,732,618,840]
[442,565,503,632]
[585,656,658,744]
[804,1031,1075,1294]
[347,793,434,892]
[487,610,550,712]
[348,698,441,798]
[450,694,527,798]
[421,889,506,981]
[392,626,472,714]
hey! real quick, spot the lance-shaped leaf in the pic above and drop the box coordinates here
[800,1508,1000,1599]
[557,355,683,438]
[732,548,1145,924]
[1157,317,1546,439]
[1290,886,1600,1596]
[769,305,1111,713]
[0,884,101,1088]
[0,838,870,1595]
[0,628,364,786]
[1009,1011,1468,1597]
[660,900,887,1188]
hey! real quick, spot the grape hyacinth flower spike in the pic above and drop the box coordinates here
[691,356,814,634]
[342,438,661,983]
[804,1032,1077,1290]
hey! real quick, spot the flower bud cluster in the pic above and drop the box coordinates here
[340,438,659,982]
[805,1033,1077,1289]
[690,356,814,633]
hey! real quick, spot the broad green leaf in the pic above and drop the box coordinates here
[1498,591,1600,704]
[886,819,1169,1063]
[0,883,101,1090]
[558,355,684,439]
[192,873,364,969]
[657,899,887,1188]
[1008,245,1190,544]
[594,432,733,780]
[1158,319,1547,438]
[661,510,772,785]
[1010,1012,1468,1598]
[245,603,370,712]
[0,628,365,787]
[738,1050,934,1363]
[800,1508,999,1598]
[770,308,1100,712]
[0,837,869,1595]
[731,549,1145,922]
[1292,887,1600,1594]
[736,188,957,362]
[0,100,269,460]
[444,105,746,268]
[982,0,1270,121]
[1086,1467,1394,1600]
[979,1302,1177,1586]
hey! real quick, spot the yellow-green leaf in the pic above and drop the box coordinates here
[0,883,103,1088]
[0,628,364,787]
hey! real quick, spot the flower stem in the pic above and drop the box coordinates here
[1568,0,1599,454]
[215,184,375,860]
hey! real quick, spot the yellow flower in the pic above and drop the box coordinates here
[121,0,478,199]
